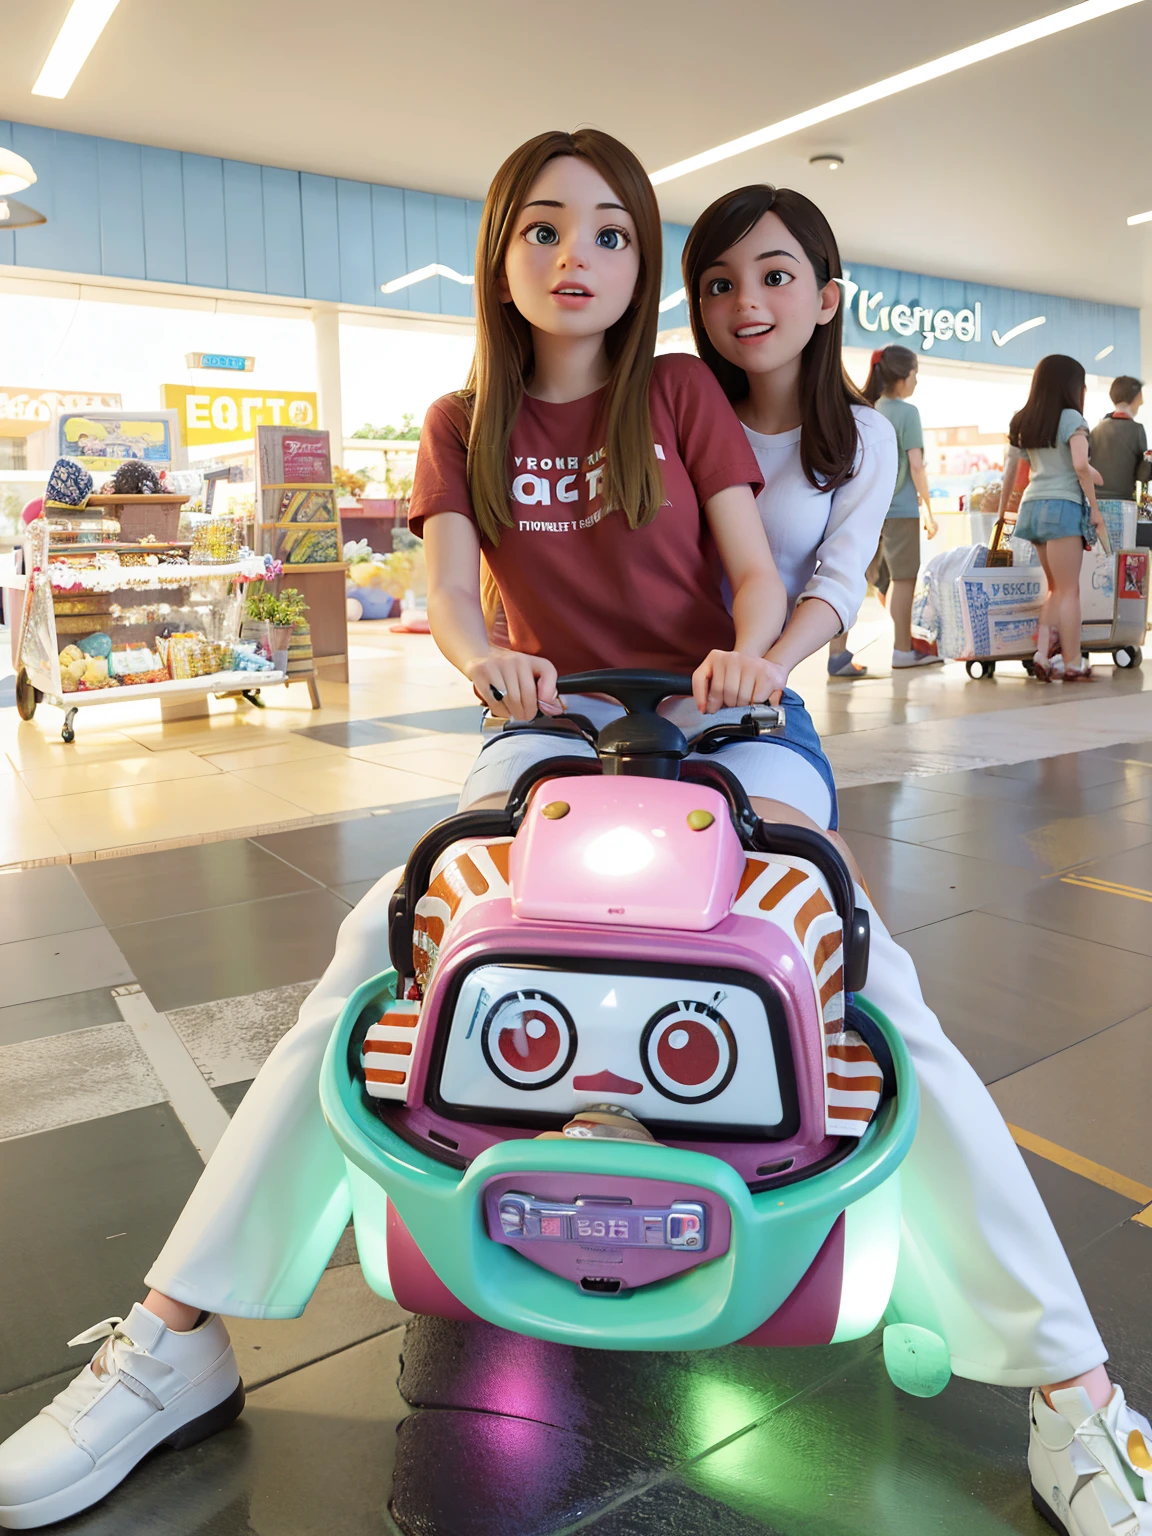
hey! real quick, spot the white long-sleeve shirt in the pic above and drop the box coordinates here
[742,404,897,632]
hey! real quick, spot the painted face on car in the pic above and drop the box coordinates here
[436,963,786,1135]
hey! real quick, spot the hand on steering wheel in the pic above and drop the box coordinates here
[466,649,563,720]
[692,651,789,714]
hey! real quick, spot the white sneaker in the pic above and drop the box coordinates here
[1029,1385,1152,1534]
[0,1304,242,1530]
[892,648,945,668]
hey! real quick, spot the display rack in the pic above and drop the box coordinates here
[10,506,286,741]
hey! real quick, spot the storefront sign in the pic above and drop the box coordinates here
[184,353,255,372]
[161,384,317,445]
[0,388,122,436]
[838,263,1139,373]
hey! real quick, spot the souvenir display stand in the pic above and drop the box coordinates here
[11,509,283,742]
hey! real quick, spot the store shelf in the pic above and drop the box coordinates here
[36,670,286,709]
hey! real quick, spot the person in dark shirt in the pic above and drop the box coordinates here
[1089,375,1151,500]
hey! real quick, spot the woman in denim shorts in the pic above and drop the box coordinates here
[989,355,1107,680]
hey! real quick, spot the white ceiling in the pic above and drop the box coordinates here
[4,0,1152,307]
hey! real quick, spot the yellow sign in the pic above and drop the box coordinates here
[162,385,317,446]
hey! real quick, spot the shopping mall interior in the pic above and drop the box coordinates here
[2,4,1152,1534]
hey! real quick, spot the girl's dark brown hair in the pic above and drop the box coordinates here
[683,184,865,493]
[862,344,918,404]
[464,129,663,544]
[1010,354,1087,450]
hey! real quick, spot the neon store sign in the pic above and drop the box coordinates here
[849,285,981,352]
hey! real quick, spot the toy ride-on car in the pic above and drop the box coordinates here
[321,670,938,1387]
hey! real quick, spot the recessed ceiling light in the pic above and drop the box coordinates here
[381,263,474,294]
[0,148,36,197]
[1127,210,1152,225]
[809,154,844,171]
[651,0,1144,185]
[658,287,686,313]
[1095,345,1115,360]
[33,0,121,99]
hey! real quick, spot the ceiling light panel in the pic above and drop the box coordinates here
[33,0,121,99]
[651,0,1145,185]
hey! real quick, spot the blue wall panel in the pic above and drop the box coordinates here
[0,122,15,267]
[97,138,145,280]
[300,173,340,301]
[0,119,1138,372]
[222,159,265,294]
[336,178,375,308]
[370,183,409,311]
[181,153,227,289]
[434,193,472,317]
[261,165,304,298]
[402,188,438,310]
[141,146,186,283]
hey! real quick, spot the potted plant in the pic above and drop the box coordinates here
[243,586,308,673]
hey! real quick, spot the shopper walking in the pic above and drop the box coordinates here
[862,345,941,668]
[988,354,1107,681]
[1089,375,1151,501]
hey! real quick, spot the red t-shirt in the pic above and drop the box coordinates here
[408,353,764,677]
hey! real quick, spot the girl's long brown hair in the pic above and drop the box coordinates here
[1009,354,1086,450]
[464,129,663,544]
[683,184,865,492]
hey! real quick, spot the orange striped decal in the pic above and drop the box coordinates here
[379,1010,419,1028]
[819,968,844,1010]
[415,913,446,948]
[759,867,806,910]
[363,1039,413,1056]
[827,1071,883,1093]
[814,931,840,973]
[487,841,511,882]
[455,854,490,896]
[365,1067,406,1085]
[827,1042,876,1062]
[425,869,464,916]
[737,859,768,900]
[828,1103,875,1122]
[795,889,832,941]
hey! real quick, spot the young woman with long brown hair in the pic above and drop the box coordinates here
[987,353,1107,680]
[682,184,1152,1536]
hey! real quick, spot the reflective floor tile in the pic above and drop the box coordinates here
[378,705,486,734]
[212,1078,253,1115]
[110,889,349,1011]
[0,864,101,944]
[0,1104,203,1393]
[980,860,1152,958]
[165,981,314,1085]
[391,1406,657,1536]
[0,986,121,1047]
[398,1317,875,1472]
[991,1011,1152,1187]
[921,807,1152,876]
[834,781,967,835]
[1017,1148,1143,1256]
[576,1480,780,1534]
[675,1353,1034,1536]
[1067,1220,1152,1408]
[984,748,1152,790]
[253,800,454,889]
[842,830,1038,935]
[226,1264,407,1391]
[292,718,419,748]
[899,910,1152,1082]
[0,926,133,1009]
[73,839,323,928]
[0,1021,166,1142]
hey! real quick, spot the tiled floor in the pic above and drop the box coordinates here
[3,623,1152,1533]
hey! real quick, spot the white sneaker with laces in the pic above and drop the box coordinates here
[1030,1385,1152,1535]
[892,648,945,669]
[0,1304,242,1530]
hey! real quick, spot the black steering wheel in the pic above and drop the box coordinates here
[556,669,694,714]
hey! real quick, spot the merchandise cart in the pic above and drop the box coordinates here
[7,512,285,742]
[940,501,1150,678]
